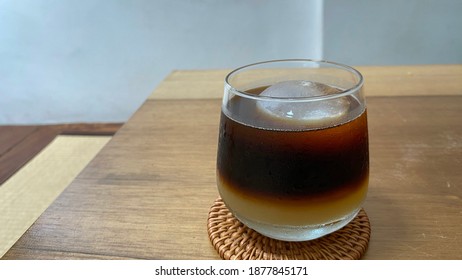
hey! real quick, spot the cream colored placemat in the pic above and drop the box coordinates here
[0,135,110,258]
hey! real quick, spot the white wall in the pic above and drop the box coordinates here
[0,0,323,124]
[323,0,462,65]
[2,0,460,125]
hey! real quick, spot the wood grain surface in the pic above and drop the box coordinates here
[0,127,58,186]
[3,65,462,259]
[149,65,462,100]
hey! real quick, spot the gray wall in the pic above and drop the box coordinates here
[324,0,462,65]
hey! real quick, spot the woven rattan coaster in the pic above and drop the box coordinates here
[207,197,371,260]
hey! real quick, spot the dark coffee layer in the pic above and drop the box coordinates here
[217,97,369,201]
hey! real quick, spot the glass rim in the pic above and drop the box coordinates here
[225,59,364,102]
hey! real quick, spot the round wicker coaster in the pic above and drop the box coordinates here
[207,197,371,260]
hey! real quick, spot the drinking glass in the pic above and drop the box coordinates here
[216,59,368,241]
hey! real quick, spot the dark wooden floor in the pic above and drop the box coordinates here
[0,123,123,185]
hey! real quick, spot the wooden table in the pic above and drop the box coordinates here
[3,65,462,260]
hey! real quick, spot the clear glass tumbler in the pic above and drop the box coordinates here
[216,59,369,241]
